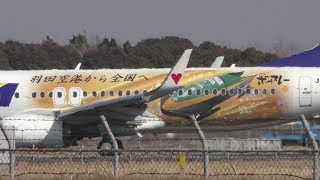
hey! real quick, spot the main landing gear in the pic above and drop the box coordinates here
[189,114,209,179]
[97,137,123,156]
[98,115,120,176]
[97,115,123,157]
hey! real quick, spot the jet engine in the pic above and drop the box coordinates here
[1,115,63,147]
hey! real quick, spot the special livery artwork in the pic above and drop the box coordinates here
[10,68,294,128]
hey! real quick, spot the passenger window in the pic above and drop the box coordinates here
[110,91,114,96]
[40,92,45,98]
[228,89,234,96]
[101,91,106,97]
[187,89,192,96]
[221,89,226,96]
[126,90,130,96]
[134,90,139,95]
[73,91,77,98]
[271,89,276,95]
[15,92,19,98]
[178,89,183,96]
[237,89,242,95]
[246,89,251,94]
[92,91,97,97]
[204,89,209,95]
[196,89,201,96]
[83,91,87,97]
[212,89,217,95]
[262,89,267,94]
[32,92,37,98]
[254,89,259,94]
[49,92,53,97]
[118,91,122,96]
[143,90,147,94]
[57,92,62,98]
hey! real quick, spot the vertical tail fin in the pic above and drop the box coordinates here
[143,49,192,102]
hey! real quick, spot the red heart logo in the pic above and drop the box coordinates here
[171,73,182,85]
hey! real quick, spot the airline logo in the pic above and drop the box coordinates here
[171,73,182,84]
[0,83,19,107]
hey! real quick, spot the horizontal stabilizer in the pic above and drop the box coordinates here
[142,49,192,102]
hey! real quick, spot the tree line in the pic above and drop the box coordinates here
[0,35,279,70]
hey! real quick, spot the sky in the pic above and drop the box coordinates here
[0,0,319,51]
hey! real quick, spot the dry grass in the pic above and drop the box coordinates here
[0,158,314,179]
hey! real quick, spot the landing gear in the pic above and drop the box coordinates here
[97,115,124,156]
[98,114,120,176]
[190,115,209,179]
[97,137,124,156]
[300,114,319,180]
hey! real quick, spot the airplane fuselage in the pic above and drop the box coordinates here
[0,67,319,147]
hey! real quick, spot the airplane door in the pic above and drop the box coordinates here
[69,87,82,106]
[299,76,312,107]
[53,87,66,107]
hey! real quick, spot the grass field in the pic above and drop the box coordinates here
[0,151,316,179]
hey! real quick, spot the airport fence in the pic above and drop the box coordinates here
[0,148,319,179]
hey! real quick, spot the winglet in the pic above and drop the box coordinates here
[143,49,192,102]
[210,56,224,68]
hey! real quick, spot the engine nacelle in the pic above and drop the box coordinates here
[2,115,63,147]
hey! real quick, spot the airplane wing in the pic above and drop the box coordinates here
[210,56,224,68]
[57,49,192,118]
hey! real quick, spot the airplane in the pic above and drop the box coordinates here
[0,49,320,153]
